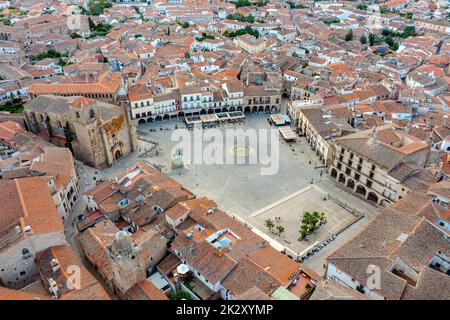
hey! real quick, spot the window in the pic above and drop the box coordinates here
[19,271,26,277]
[89,109,95,118]
[75,112,80,118]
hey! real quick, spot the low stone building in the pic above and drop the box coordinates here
[243,85,281,113]
[328,124,432,206]
[297,106,356,166]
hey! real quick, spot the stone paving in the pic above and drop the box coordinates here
[74,104,381,277]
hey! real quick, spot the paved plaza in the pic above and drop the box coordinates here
[77,109,381,276]
[251,185,360,254]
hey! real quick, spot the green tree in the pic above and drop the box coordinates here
[369,33,376,46]
[400,26,415,38]
[345,30,353,41]
[87,0,111,16]
[299,211,326,238]
[356,4,367,10]
[170,291,191,300]
[180,21,190,28]
[265,219,275,232]
[184,52,191,59]
[276,225,285,236]
[381,28,391,37]
[360,35,367,44]
[299,224,309,239]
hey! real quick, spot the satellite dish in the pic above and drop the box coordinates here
[176,264,189,275]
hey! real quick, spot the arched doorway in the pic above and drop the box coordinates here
[138,119,146,125]
[265,106,270,112]
[147,117,154,123]
[355,185,366,196]
[237,106,242,111]
[155,115,162,121]
[178,111,184,117]
[244,106,251,113]
[115,150,122,160]
[367,192,379,204]
[338,173,346,184]
[230,107,235,112]
[208,109,214,114]
[346,179,355,190]
[200,109,207,115]
[252,106,258,112]
[330,168,338,179]
[163,114,170,120]
[258,106,264,112]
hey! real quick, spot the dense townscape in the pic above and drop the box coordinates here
[0,0,448,302]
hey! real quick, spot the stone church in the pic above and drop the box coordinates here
[24,94,137,168]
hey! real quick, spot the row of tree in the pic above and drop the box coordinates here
[264,219,285,236]
[264,211,327,239]
[223,26,260,38]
